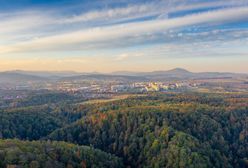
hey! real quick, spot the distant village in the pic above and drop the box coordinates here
[0,80,202,101]
[4,81,201,92]
[42,80,201,93]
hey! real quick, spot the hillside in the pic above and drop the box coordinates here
[0,139,123,168]
[0,91,247,167]
[0,72,48,84]
[8,70,83,78]
[47,93,248,168]
[112,68,248,80]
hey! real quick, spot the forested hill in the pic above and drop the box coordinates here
[0,139,123,168]
[47,93,248,168]
[0,92,247,167]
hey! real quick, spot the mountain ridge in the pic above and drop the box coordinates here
[0,68,247,84]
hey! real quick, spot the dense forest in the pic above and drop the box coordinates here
[0,139,123,168]
[0,92,247,167]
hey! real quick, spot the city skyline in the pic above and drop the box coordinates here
[0,0,248,73]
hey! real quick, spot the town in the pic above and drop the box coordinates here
[0,80,201,93]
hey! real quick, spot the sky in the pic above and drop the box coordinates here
[0,0,248,73]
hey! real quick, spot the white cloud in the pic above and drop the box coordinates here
[61,3,157,24]
[1,0,247,36]
[0,10,54,35]
[1,6,248,54]
[59,0,248,24]
[115,53,144,61]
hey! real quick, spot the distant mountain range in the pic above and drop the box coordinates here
[0,72,47,84]
[59,74,148,82]
[111,68,191,76]
[6,70,83,78]
[0,68,247,84]
[112,68,248,80]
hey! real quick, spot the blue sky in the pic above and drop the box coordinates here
[0,0,248,72]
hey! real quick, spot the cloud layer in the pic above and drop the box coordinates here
[0,0,248,72]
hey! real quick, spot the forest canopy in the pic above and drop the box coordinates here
[0,92,247,168]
